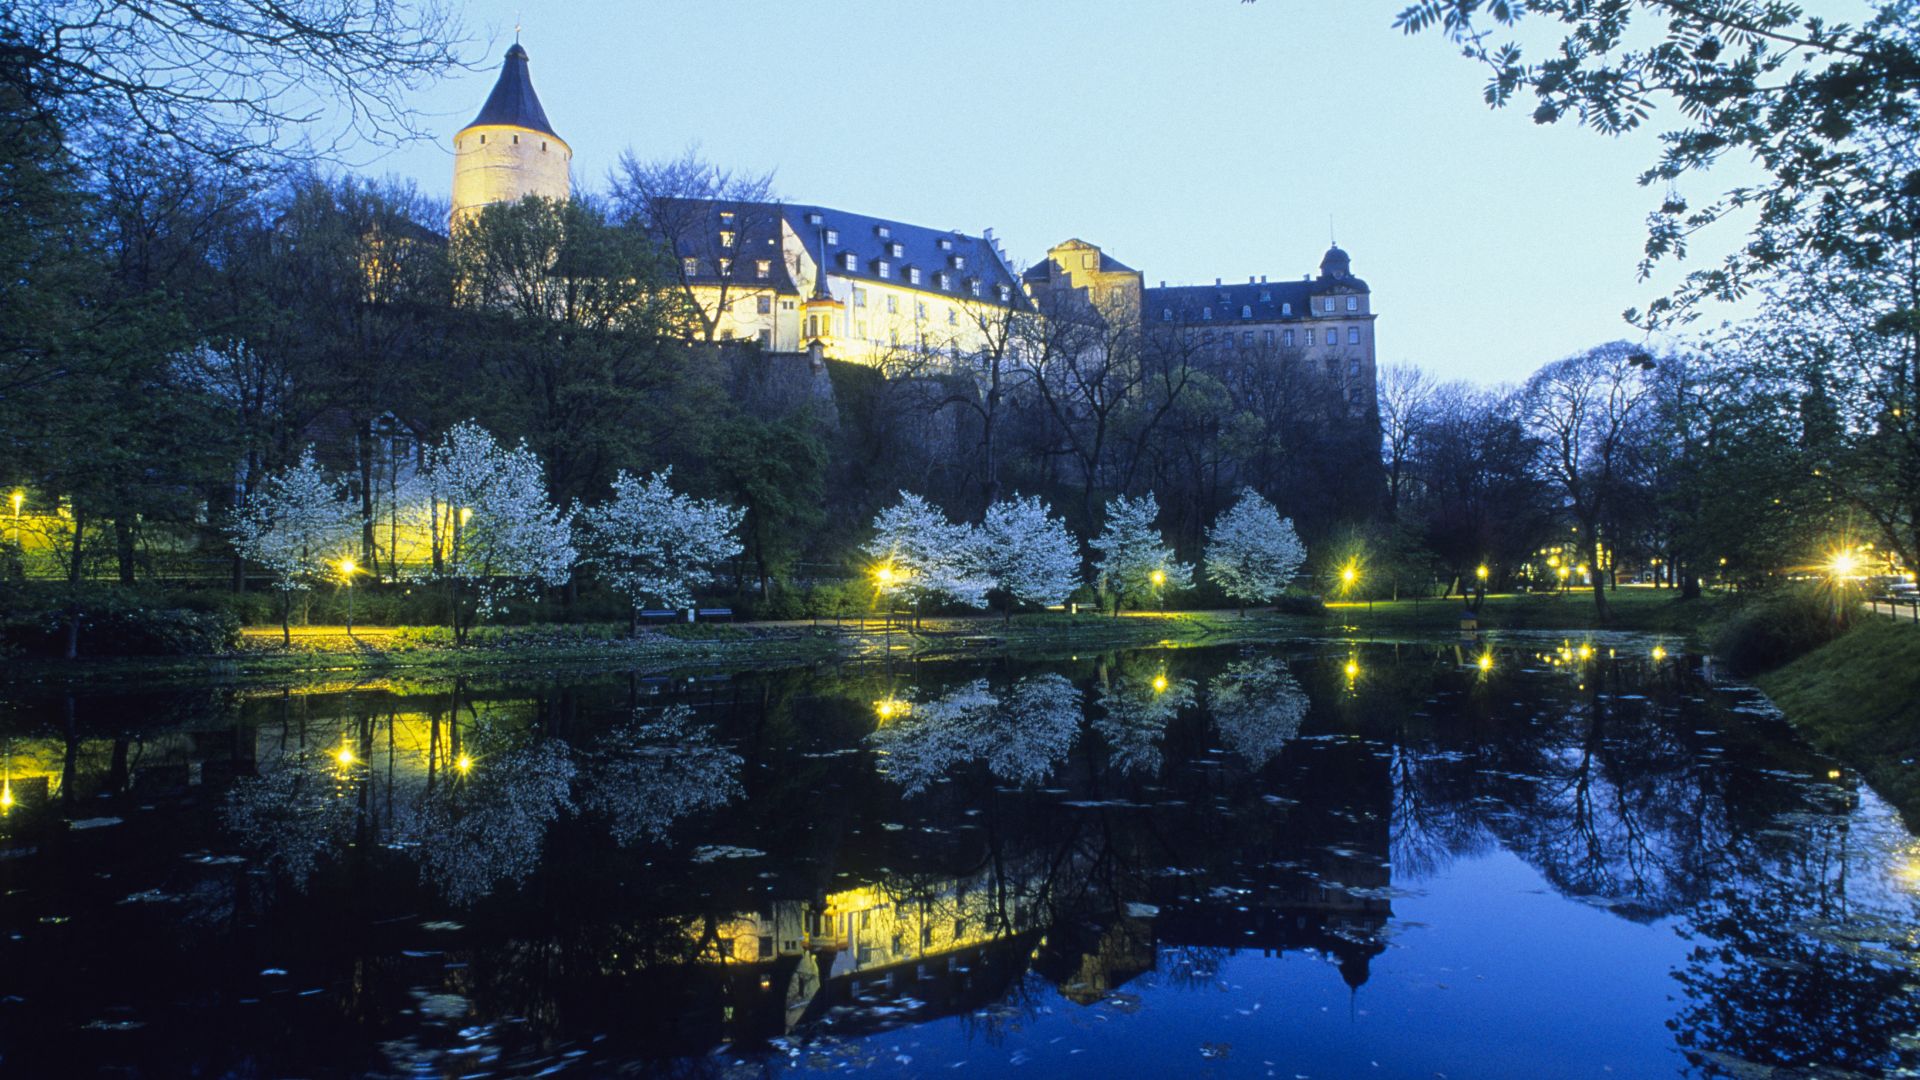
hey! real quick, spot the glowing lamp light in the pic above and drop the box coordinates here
[1477,652,1494,673]
[1341,566,1357,586]
[1577,644,1593,660]
[1652,645,1668,662]
[1151,674,1169,693]
[0,781,12,811]
[455,753,473,775]
[875,698,907,721]
[8,491,20,514]
[1150,569,1166,587]
[335,744,356,767]
[1557,566,1570,580]
[1343,658,1360,679]
[875,566,895,585]
[1828,549,1861,577]
[458,506,473,526]
[1476,564,1489,581]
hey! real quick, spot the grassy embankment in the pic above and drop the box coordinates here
[0,587,1722,686]
[1758,617,1920,825]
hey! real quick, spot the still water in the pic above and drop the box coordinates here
[1,638,1917,1078]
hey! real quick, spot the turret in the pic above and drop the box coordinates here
[802,226,843,356]
[1319,243,1352,281]
[451,43,571,228]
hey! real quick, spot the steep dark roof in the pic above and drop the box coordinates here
[1144,274,1366,323]
[465,44,561,140]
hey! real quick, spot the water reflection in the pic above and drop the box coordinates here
[0,643,1916,1078]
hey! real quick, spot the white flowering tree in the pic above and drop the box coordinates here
[1204,489,1308,615]
[864,491,990,620]
[577,469,744,632]
[420,422,576,643]
[1090,493,1192,616]
[227,448,358,644]
[979,494,1082,623]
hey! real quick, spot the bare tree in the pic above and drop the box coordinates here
[607,144,784,343]
[1379,363,1436,516]
[4,0,468,162]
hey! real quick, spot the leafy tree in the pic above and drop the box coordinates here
[979,494,1082,622]
[1204,488,1308,614]
[1391,0,1920,322]
[1091,492,1192,616]
[708,413,828,602]
[577,468,743,630]
[419,422,575,643]
[226,448,357,643]
[864,491,990,614]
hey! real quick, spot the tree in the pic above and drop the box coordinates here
[226,449,357,643]
[1520,343,1657,618]
[6,0,466,163]
[864,491,990,615]
[607,145,782,343]
[1388,0,1920,322]
[979,494,1082,622]
[419,422,575,643]
[577,468,743,631]
[1091,492,1192,616]
[1204,489,1307,614]
[708,413,827,602]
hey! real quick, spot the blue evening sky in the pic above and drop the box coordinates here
[357,0,1862,386]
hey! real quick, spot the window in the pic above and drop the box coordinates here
[719,231,735,248]
[1202,307,1213,320]
[807,212,823,225]
[997,285,1011,302]
[937,272,950,290]
[826,229,839,244]
[1282,302,1292,316]
[853,287,867,307]
[1260,290,1272,302]
[758,329,772,347]
[1263,330,1275,346]
[915,300,927,319]
[1348,327,1361,345]
[1323,298,1336,313]
[541,141,548,151]
[718,258,732,276]
[842,253,857,271]
[890,242,904,258]
[856,319,868,337]
[757,296,772,315]
[969,279,981,297]
[1243,331,1254,346]
[1346,296,1359,312]
[512,133,518,144]
[755,259,770,279]
[1241,305,1252,319]
[938,237,952,251]
[1162,308,1173,321]
[760,937,774,960]
[681,257,698,277]
[1306,329,1316,346]
[947,309,957,325]
[1201,331,1214,344]
[1082,254,1095,269]
[877,225,891,238]
[908,267,921,285]
[952,255,966,269]
[1348,358,1361,376]
[478,134,486,144]
[878,261,891,279]
[886,295,898,313]
[1283,329,1295,347]
[781,300,795,310]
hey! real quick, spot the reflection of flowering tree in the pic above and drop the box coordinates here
[221,751,356,890]
[870,675,1082,795]
[1094,672,1195,776]
[405,739,575,906]
[1208,658,1308,768]
[578,705,743,847]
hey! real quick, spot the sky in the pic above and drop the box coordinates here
[353,0,1858,387]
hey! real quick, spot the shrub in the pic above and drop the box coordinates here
[1272,591,1328,616]
[0,589,241,658]
[1711,586,1850,676]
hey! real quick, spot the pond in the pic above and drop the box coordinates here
[1,637,1917,1078]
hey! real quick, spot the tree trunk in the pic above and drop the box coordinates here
[357,420,378,577]
[282,590,292,646]
[114,518,136,585]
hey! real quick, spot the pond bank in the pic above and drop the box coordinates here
[1758,617,1920,827]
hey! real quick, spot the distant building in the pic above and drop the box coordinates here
[446,44,1378,415]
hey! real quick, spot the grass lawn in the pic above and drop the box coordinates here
[1321,587,1732,636]
[1759,617,1920,827]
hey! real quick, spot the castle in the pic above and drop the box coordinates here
[450,44,1377,415]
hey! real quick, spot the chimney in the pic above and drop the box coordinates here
[1261,275,1268,283]
[1159,280,1166,288]
[1248,275,1256,284]
[1214,277,1222,286]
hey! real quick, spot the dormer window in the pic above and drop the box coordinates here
[889,242,903,258]
[1324,298,1336,313]
[826,229,839,244]
[717,258,732,277]
[807,212,823,225]
[907,267,921,285]
[938,237,953,251]
[951,255,965,270]
[842,253,857,271]
[755,260,771,279]
[877,260,891,279]
[876,225,891,239]
[1202,307,1212,320]
[720,210,735,224]
[682,257,697,277]
[1162,308,1173,321]
[1282,302,1292,316]
[938,272,952,290]
[968,278,981,297]
[719,231,735,248]
[997,285,1011,302]
[1241,305,1252,319]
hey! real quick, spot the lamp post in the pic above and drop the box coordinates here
[1475,563,1489,609]
[339,558,358,635]
[1151,568,1166,614]
[8,490,20,545]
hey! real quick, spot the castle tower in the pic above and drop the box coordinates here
[450,43,571,228]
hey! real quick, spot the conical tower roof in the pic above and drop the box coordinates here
[464,43,561,140]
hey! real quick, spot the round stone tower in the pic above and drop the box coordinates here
[450,43,570,228]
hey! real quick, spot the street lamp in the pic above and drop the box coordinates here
[1151,568,1166,613]
[338,558,358,634]
[8,490,20,545]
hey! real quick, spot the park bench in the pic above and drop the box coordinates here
[696,607,734,622]
[639,609,678,624]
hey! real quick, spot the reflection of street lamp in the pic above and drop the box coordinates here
[1151,673,1168,694]
[1476,651,1494,674]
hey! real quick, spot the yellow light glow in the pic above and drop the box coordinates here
[455,754,473,774]
[1151,674,1168,693]
[459,507,473,525]
[1549,554,1561,568]
[1652,645,1667,662]
[1476,564,1489,580]
[8,491,20,514]
[1557,566,1570,580]
[1150,569,1166,587]
[1343,658,1360,679]
[874,698,908,721]
[1578,644,1592,660]
[1341,566,1357,585]
[1828,549,1860,577]
[335,744,355,766]
[874,566,894,585]
[1577,564,1589,576]
[1477,652,1493,673]
[1827,769,1843,780]
[338,558,356,579]
[0,782,12,811]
